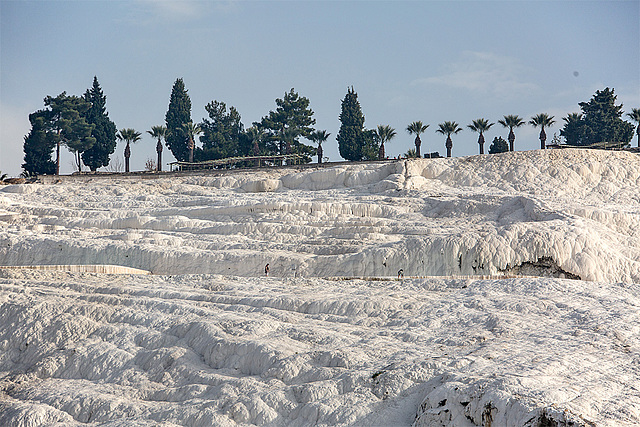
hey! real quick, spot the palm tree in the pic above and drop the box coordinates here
[436,121,463,157]
[467,118,494,154]
[498,115,525,151]
[308,130,331,164]
[116,128,142,173]
[374,125,397,160]
[406,121,429,158]
[183,121,202,163]
[530,113,556,149]
[245,126,263,156]
[404,148,418,158]
[628,108,640,147]
[147,125,167,171]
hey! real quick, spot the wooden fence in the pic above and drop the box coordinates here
[169,154,304,171]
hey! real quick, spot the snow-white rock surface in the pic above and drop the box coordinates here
[0,149,639,425]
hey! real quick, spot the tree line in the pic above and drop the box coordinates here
[22,78,640,176]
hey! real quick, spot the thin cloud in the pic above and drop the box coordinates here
[413,51,539,100]
[132,0,238,24]
[139,0,201,20]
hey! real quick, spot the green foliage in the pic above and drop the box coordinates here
[436,121,462,157]
[198,101,244,161]
[560,88,634,147]
[361,129,379,161]
[404,148,418,158]
[498,115,525,151]
[165,78,192,161]
[242,126,266,157]
[468,118,493,134]
[117,128,142,145]
[43,92,96,172]
[257,88,316,163]
[488,136,509,154]
[148,125,167,171]
[530,113,555,129]
[337,87,367,161]
[530,113,556,149]
[374,124,397,159]
[406,121,429,157]
[183,121,202,163]
[628,108,640,147]
[498,115,525,129]
[468,118,494,154]
[116,128,142,172]
[560,113,583,146]
[22,109,57,176]
[308,130,330,163]
[81,77,117,171]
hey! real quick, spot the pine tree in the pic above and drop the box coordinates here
[81,77,117,171]
[561,88,634,147]
[337,87,367,161]
[578,88,634,146]
[165,78,192,162]
[199,100,244,160]
[258,88,316,163]
[560,113,583,146]
[22,110,57,176]
[43,92,96,173]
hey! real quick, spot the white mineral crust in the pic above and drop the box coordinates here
[0,149,638,426]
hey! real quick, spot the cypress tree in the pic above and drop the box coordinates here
[22,110,57,176]
[81,77,117,171]
[165,78,192,162]
[337,87,366,161]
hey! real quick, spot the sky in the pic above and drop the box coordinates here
[1,0,639,177]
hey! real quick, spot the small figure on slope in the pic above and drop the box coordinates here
[398,269,404,279]
[265,263,270,277]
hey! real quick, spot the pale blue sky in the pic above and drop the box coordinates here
[1,0,638,176]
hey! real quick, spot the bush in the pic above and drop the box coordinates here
[488,137,509,154]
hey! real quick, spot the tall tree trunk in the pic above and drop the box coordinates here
[636,125,639,147]
[540,128,547,149]
[124,142,131,173]
[253,140,260,167]
[188,137,194,163]
[378,142,385,160]
[478,133,485,155]
[317,143,323,164]
[508,130,515,152]
[415,136,421,157]
[156,140,163,171]
[446,136,452,157]
[56,130,61,175]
